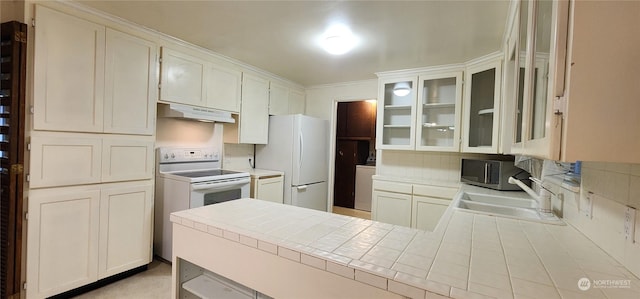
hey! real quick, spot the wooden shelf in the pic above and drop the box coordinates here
[383,124,411,128]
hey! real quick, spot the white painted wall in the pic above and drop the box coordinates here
[155,118,222,150]
[305,79,377,120]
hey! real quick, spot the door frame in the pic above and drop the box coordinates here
[327,98,376,212]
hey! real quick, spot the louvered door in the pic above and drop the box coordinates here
[0,21,27,299]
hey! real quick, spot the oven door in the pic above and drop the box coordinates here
[190,177,250,208]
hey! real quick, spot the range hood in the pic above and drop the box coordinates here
[158,103,235,123]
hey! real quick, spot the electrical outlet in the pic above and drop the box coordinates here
[581,191,594,219]
[624,206,636,243]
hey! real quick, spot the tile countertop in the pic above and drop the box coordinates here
[170,195,640,299]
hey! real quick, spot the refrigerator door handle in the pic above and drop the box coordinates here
[296,185,308,191]
[298,132,304,171]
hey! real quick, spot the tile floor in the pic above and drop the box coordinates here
[73,259,171,299]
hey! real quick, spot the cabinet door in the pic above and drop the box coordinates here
[255,176,284,204]
[207,65,242,113]
[412,196,450,231]
[101,135,154,182]
[416,71,463,151]
[29,132,102,188]
[269,82,289,115]
[372,190,411,227]
[238,73,270,144]
[104,29,157,135]
[160,47,207,107]
[27,187,100,298]
[99,181,153,278]
[33,5,105,133]
[376,77,417,150]
[462,60,502,153]
[288,89,306,114]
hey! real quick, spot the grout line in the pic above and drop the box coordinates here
[495,218,516,299]
[517,222,563,298]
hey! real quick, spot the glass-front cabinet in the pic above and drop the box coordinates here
[377,76,417,150]
[510,0,566,159]
[462,58,502,153]
[415,72,463,151]
[376,69,463,152]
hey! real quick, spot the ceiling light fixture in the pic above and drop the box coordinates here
[393,82,411,97]
[321,24,357,55]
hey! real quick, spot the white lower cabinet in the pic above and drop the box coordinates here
[99,181,153,278]
[372,190,412,227]
[411,196,450,231]
[27,181,153,298]
[27,186,101,298]
[372,179,457,231]
[251,175,284,204]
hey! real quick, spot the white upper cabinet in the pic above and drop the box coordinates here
[34,5,157,135]
[376,76,418,150]
[377,67,464,152]
[416,71,463,152]
[269,81,306,115]
[224,73,270,144]
[288,89,306,114]
[34,5,105,133]
[269,81,289,115]
[104,29,157,135]
[206,65,242,113]
[462,57,502,153]
[507,0,640,163]
[159,47,207,107]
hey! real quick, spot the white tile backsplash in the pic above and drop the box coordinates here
[558,161,640,278]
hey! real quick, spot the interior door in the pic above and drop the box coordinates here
[333,140,358,208]
[291,182,328,212]
[292,115,328,185]
[0,21,27,299]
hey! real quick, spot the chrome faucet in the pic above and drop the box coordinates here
[508,176,553,213]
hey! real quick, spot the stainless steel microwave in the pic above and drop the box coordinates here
[460,159,528,191]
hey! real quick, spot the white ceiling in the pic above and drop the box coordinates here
[78,0,511,87]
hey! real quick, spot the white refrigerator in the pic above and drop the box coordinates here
[256,114,329,211]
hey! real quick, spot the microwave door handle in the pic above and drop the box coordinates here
[484,163,490,184]
[191,178,250,191]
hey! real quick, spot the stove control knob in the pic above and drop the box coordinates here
[164,154,169,160]
[171,153,176,159]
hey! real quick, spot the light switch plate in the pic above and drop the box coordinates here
[625,206,637,243]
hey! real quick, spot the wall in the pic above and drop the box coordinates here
[155,118,222,149]
[1,0,24,22]
[305,79,377,121]
[548,162,640,278]
[223,143,254,171]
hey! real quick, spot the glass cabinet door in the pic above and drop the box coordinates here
[376,77,417,149]
[528,0,552,142]
[415,72,463,151]
[463,60,502,153]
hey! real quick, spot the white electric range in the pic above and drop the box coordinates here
[154,147,250,262]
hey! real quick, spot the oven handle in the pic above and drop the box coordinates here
[191,178,250,191]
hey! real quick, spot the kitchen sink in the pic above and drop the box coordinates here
[454,191,564,225]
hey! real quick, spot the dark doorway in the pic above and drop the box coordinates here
[332,101,376,209]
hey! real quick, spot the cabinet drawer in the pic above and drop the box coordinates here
[102,136,154,182]
[30,132,102,188]
[412,185,458,199]
[372,180,412,194]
